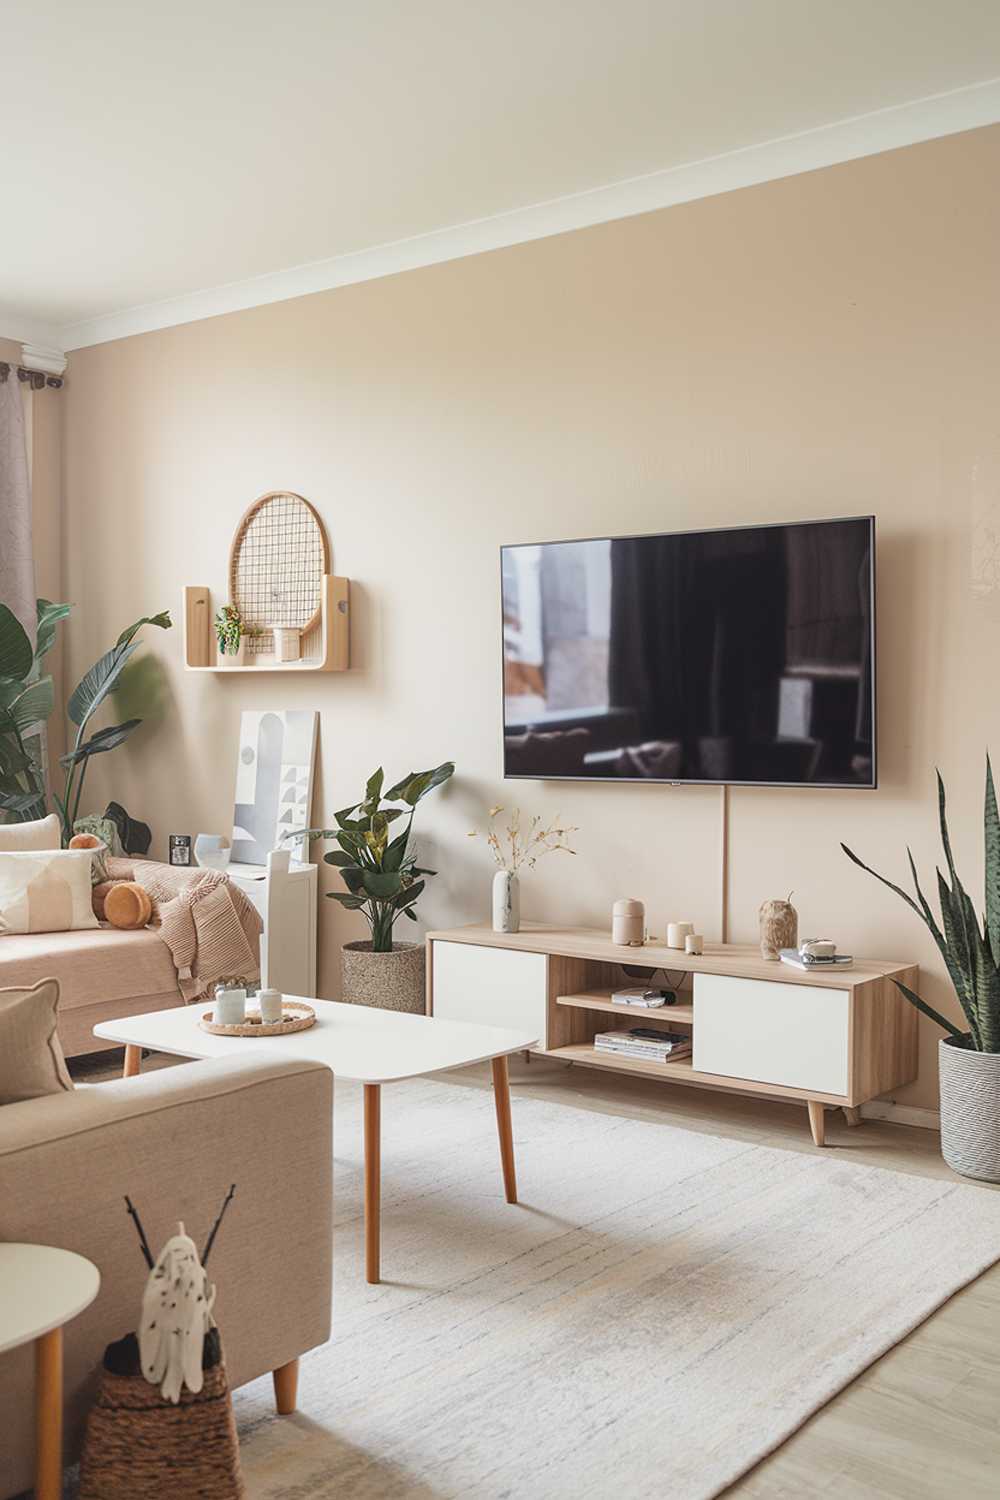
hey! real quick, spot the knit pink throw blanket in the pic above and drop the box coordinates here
[107,858,261,1001]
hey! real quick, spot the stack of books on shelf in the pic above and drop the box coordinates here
[594,1027,692,1063]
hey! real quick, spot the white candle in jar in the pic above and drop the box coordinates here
[214,988,246,1026]
[666,921,694,949]
[258,987,283,1024]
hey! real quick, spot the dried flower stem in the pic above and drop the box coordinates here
[468,806,577,874]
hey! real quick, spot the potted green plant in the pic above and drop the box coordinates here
[843,757,1000,1182]
[0,599,171,840]
[296,762,454,1012]
[214,603,250,665]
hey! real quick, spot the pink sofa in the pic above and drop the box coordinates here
[0,814,185,1057]
[0,925,181,1058]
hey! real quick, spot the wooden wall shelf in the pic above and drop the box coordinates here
[182,576,350,672]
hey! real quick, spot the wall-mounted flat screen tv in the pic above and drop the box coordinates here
[501,516,876,787]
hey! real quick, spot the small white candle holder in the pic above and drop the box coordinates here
[685,933,704,956]
[257,987,283,1024]
[213,988,246,1026]
[666,921,694,950]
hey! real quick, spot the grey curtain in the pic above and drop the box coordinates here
[0,369,36,648]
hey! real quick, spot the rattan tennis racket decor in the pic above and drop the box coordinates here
[182,491,350,673]
[230,492,329,659]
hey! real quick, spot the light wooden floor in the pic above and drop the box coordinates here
[75,1047,1000,1499]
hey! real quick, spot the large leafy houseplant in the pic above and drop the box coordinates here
[842,757,1000,1052]
[57,611,172,841]
[0,599,71,820]
[0,599,171,840]
[298,762,454,952]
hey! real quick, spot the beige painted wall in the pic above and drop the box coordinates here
[62,126,1000,1109]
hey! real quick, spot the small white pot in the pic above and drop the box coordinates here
[272,627,301,663]
[257,987,283,1024]
[213,988,246,1025]
[492,870,520,934]
[218,637,247,667]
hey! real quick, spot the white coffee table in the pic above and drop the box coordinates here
[0,1244,100,1500]
[94,999,537,1284]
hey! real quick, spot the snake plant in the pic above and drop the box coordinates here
[842,757,1000,1052]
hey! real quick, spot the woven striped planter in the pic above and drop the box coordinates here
[939,1037,1000,1183]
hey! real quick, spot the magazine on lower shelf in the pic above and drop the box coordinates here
[594,1028,692,1062]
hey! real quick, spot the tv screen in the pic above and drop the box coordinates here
[501,517,876,787]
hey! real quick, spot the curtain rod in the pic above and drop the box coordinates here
[0,361,64,390]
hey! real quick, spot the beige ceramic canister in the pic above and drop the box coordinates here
[612,898,645,946]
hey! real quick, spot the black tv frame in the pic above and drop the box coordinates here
[500,514,877,790]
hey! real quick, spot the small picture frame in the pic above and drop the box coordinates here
[169,834,192,867]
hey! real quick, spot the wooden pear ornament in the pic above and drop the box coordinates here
[759,893,798,961]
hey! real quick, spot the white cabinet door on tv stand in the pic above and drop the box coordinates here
[431,942,547,1047]
[693,973,850,1096]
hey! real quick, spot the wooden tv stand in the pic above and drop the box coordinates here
[425,923,918,1146]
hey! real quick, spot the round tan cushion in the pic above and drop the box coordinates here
[69,832,101,850]
[104,882,152,930]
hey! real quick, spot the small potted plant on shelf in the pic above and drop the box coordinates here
[214,603,250,666]
[295,762,454,1012]
[843,756,1000,1182]
[468,806,577,934]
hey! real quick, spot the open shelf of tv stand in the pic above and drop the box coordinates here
[426,923,920,1148]
[536,1044,851,1106]
[556,990,695,1024]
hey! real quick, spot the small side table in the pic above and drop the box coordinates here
[228,851,318,997]
[0,1244,100,1500]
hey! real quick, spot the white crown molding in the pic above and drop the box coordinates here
[60,75,1000,352]
[20,344,68,377]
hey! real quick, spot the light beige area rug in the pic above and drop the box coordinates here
[234,1076,1000,1499]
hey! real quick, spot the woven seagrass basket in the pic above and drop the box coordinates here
[79,1336,244,1499]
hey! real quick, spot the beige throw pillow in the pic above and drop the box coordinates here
[0,979,73,1106]
[0,849,99,934]
[0,813,61,852]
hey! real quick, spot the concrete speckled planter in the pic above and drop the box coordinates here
[341,940,426,1013]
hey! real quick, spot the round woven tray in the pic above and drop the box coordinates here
[200,1001,316,1037]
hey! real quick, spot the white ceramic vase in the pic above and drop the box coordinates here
[492,870,520,933]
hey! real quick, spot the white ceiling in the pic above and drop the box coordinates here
[5,0,1000,350]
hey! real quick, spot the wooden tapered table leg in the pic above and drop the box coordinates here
[272,1357,299,1415]
[123,1043,142,1078]
[843,1106,862,1127]
[364,1083,381,1285]
[35,1327,63,1500]
[807,1100,826,1147]
[491,1055,518,1204]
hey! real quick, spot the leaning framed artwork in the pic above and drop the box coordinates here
[231,710,318,865]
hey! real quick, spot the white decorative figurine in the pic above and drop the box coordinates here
[139,1221,218,1404]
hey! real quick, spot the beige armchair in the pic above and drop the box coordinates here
[0,1053,333,1499]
